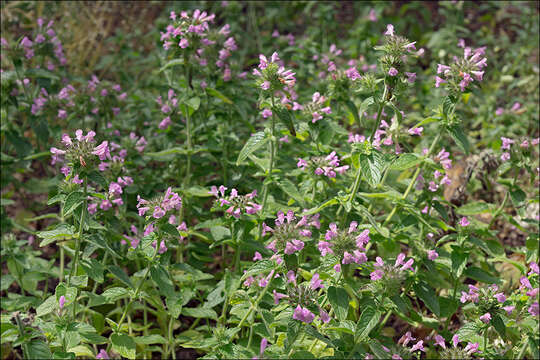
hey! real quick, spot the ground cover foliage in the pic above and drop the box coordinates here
[1,1,539,359]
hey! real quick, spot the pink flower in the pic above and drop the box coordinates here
[368,8,377,22]
[434,335,446,349]
[58,295,66,309]
[319,308,331,323]
[398,331,416,346]
[435,76,446,88]
[479,312,491,323]
[500,152,510,162]
[511,102,521,111]
[501,137,514,150]
[388,67,398,76]
[253,251,263,261]
[528,302,539,317]
[503,305,515,315]
[179,38,189,48]
[292,305,315,323]
[428,250,439,261]
[494,292,506,303]
[520,276,532,290]
[370,270,384,281]
[261,81,270,90]
[408,127,423,136]
[286,270,296,284]
[259,338,268,357]
[495,107,504,116]
[459,217,470,227]
[273,290,287,304]
[384,24,395,36]
[96,349,109,359]
[92,141,110,160]
[405,72,416,83]
[262,109,272,118]
[410,340,425,352]
[310,273,323,290]
[464,342,479,355]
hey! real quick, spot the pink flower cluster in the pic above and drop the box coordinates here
[263,210,319,256]
[318,222,370,271]
[156,89,179,129]
[209,185,261,217]
[253,51,296,89]
[435,45,487,92]
[433,333,479,356]
[500,136,539,162]
[370,253,415,281]
[137,187,183,219]
[297,151,349,178]
[19,18,66,65]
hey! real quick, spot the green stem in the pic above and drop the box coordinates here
[235,276,273,332]
[261,94,277,216]
[68,176,88,287]
[341,86,387,225]
[116,244,159,333]
[383,131,442,226]
[59,245,65,284]
[15,314,29,359]
[168,316,176,359]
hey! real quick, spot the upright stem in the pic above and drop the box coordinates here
[116,244,159,332]
[168,316,176,359]
[383,131,442,226]
[59,246,65,283]
[68,176,88,288]
[260,94,277,236]
[341,86,387,224]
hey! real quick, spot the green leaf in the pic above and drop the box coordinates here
[413,282,440,317]
[451,249,468,278]
[455,322,483,344]
[37,224,76,247]
[108,265,133,288]
[277,178,305,206]
[111,334,136,360]
[206,87,232,104]
[491,314,505,338]
[240,260,276,281]
[344,100,360,126]
[182,307,218,320]
[87,171,108,189]
[151,265,175,298]
[186,97,200,111]
[236,131,268,165]
[36,295,56,317]
[463,267,501,284]
[304,325,335,347]
[55,283,77,306]
[457,201,492,215]
[158,58,184,73]
[509,188,526,207]
[27,340,53,359]
[134,334,167,344]
[161,223,180,237]
[359,151,386,187]
[390,153,422,171]
[357,97,374,125]
[102,287,129,303]
[80,332,107,345]
[355,306,380,341]
[145,146,207,159]
[353,203,389,237]
[274,107,296,136]
[447,124,470,154]
[327,286,349,321]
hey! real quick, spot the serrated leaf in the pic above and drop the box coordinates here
[274,107,296,136]
[241,260,276,281]
[236,132,268,165]
[111,334,136,359]
[150,265,175,298]
[412,281,440,317]
[327,286,349,321]
[355,306,380,341]
[447,124,470,154]
[353,203,389,237]
[345,100,360,126]
[457,201,491,215]
[108,265,133,288]
[158,58,184,73]
[206,87,232,104]
[277,178,305,206]
[134,334,168,344]
[182,307,217,320]
[304,325,335,347]
[357,97,374,125]
[37,224,76,247]
[36,295,56,317]
[451,249,468,278]
[390,153,422,170]
[359,151,386,187]
[102,287,129,303]
[87,171,107,189]
[80,332,107,345]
